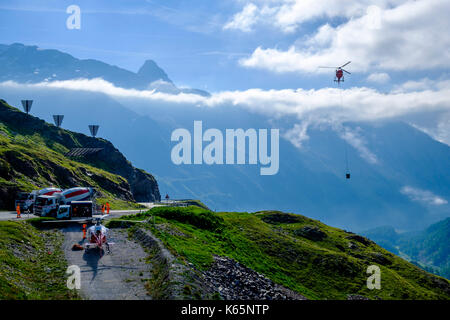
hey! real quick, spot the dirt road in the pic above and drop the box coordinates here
[1,203,161,300]
[62,224,152,300]
[0,209,144,221]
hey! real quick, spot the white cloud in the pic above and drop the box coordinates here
[225,1,402,33]
[393,78,438,92]
[238,0,450,73]
[409,111,450,145]
[2,78,450,121]
[224,3,259,32]
[338,125,378,164]
[367,73,390,84]
[283,121,310,148]
[401,186,448,205]
[1,77,450,160]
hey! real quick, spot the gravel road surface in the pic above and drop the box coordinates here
[62,225,152,300]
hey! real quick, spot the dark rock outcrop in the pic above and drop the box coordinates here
[261,211,305,224]
[345,234,374,246]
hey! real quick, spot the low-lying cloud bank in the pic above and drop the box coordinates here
[1,78,449,152]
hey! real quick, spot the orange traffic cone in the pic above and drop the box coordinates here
[82,224,87,240]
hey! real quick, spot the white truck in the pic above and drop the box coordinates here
[34,187,94,217]
[17,187,63,212]
[56,201,94,220]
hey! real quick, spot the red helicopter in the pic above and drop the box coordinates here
[84,216,113,253]
[319,61,351,84]
[318,61,352,180]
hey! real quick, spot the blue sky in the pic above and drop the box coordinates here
[0,0,449,146]
[2,0,442,92]
[0,0,300,91]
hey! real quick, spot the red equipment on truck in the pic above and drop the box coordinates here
[34,187,94,217]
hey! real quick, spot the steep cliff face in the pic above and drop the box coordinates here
[0,99,160,209]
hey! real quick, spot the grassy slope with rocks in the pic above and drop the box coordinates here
[117,206,450,300]
[0,220,79,299]
[0,99,159,210]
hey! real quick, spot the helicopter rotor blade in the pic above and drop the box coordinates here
[340,61,351,68]
[318,66,337,69]
[342,69,351,74]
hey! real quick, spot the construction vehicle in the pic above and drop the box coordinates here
[20,187,62,212]
[56,201,94,220]
[34,187,94,217]
[15,192,30,211]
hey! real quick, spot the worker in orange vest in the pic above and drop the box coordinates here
[82,224,87,240]
[106,202,110,215]
[16,204,21,218]
[101,204,105,214]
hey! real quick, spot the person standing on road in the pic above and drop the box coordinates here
[16,204,21,218]
[106,202,110,215]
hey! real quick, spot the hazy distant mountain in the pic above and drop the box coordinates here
[0,43,209,96]
[362,218,450,279]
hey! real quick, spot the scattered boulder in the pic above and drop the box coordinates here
[202,256,306,300]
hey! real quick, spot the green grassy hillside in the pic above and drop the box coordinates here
[0,220,78,299]
[0,99,158,209]
[117,206,450,300]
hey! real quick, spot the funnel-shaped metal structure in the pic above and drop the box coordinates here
[88,125,100,137]
[21,100,33,114]
[53,115,64,128]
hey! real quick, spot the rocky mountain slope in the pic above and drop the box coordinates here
[112,206,450,300]
[0,99,160,209]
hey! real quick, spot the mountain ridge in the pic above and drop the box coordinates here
[0,43,209,96]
